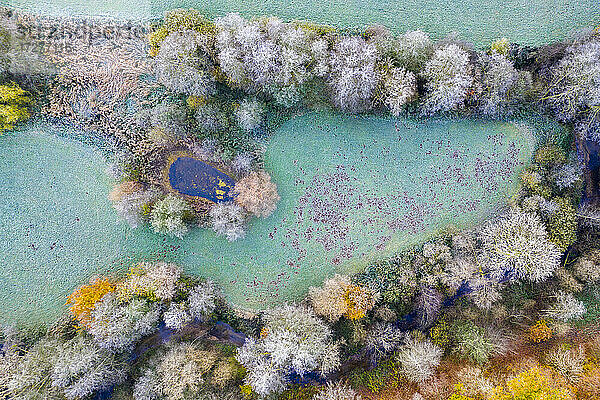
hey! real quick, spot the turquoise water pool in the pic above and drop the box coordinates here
[5,0,599,48]
[0,114,534,324]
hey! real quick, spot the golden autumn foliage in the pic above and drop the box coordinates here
[0,82,31,133]
[489,366,574,400]
[66,276,115,328]
[528,319,553,343]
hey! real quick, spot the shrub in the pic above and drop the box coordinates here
[480,210,561,282]
[327,36,379,113]
[490,37,510,56]
[236,305,340,397]
[231,152,254,175]
[395,337,442,382]
[309,274,375,322]
[209,201,247,241]
[116,262,182,302]
[155,30,216,97]
[573,250,600,283]
[542,291,586,322]
[527,319,553,343]
[88,292,162,352]
[313,382,362,400]
[67,276,116,328]
[150,194,193,239]
[451,321,495,364]
[468,275,501,310]
[235,98,265,132]
[545,345,585,383]
[420,44,473,114]
[233,170,280,218]
[0,82,31,133]
[379,66,417,116]
[546,197,577,251]
[148,8,216,57]
[51,336,128,400]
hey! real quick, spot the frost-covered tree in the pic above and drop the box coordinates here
[364,322,405,365]
[137,102,189,144]
[155,30,216,97]
[327,36,379,113]
[5,337,65,400]
[308,274,375,322]
[235,98,265,132]
[396,337,442,382]
[480,210,561,282]
[150,194,193,239]
[233,170,280,218]
[379,66,417,116]
[236,305,340,397]
[50,336,128,399]
[209,201,246,241]
[215,14,314,103]
[117,261,181,302]
[478,52,531,116]
[88,293,162,352]
[544,39,600,123]
[543,291,586,322]
[188,280,220,321]
[391,30,434,72]
[109,182,162,229]
[421,44,473,114]
[163,303,192,331]
[231,152,254,175]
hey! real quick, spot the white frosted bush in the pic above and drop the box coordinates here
[235,98,265,132]
[543,291,586,322]
[392,30,434,72]
[163,303,192,331]
[50,336,128,400]
[480,211,561,282]
[155,30,216,97]
[381,67,417,116]
[327,36,379,113]
[574,250,600,282]
[188,280,220,321]
[442,257,478,291]
[396,337,442,382]
[236,305,340,396]
[88,293,162,352]
[313,382,362,400]
[308,274,352,322]
[151,194,192,239]
[421,44,473,114]
[209,201,247,241]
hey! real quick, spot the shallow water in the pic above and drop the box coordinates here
[0,114,534,324]
[6,0,599,47]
